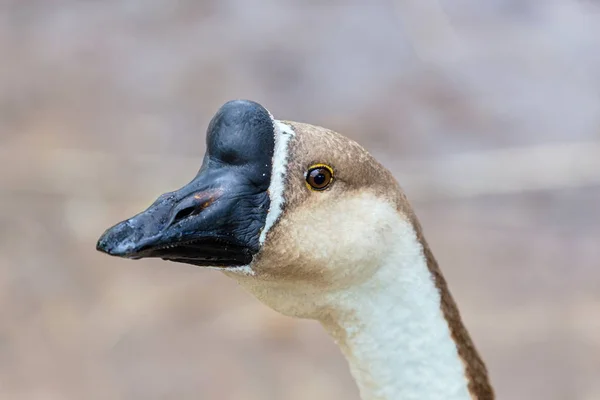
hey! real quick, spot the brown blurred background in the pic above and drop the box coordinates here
[1,1,599,399]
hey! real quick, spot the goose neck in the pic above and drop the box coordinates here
[320,229,473,400]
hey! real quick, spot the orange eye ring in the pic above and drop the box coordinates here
[305,164,334,191]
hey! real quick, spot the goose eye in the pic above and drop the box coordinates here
[306,164,334,191]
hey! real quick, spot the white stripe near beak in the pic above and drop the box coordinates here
[259,118,295,245]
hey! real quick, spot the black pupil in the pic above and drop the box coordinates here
[310,169,329,187]
[313,173,326,185]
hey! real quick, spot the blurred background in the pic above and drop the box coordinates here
[1,1,599,399]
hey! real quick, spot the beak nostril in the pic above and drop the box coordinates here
[173,206,198,224]
[171,195,217,225]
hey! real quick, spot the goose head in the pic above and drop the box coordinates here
[97,99,409,318]
[97,100,493,400]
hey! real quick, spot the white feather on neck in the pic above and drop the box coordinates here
[320,218,471,400]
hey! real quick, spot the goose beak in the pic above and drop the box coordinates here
[96,164,269,268]
[96,100,275,267]
[96,100,276,269]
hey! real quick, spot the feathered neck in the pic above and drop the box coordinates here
[319,217,494,400]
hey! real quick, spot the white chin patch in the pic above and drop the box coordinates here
[206,264,255,276]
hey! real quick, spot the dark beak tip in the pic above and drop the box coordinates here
[96,230,111,252]
[95,223,138,258]
[96,237,136,258]
[96,235,118,256]
[96,235,114,255]
[96,238,106,253]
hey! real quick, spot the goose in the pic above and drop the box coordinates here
[97,99,494,400]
